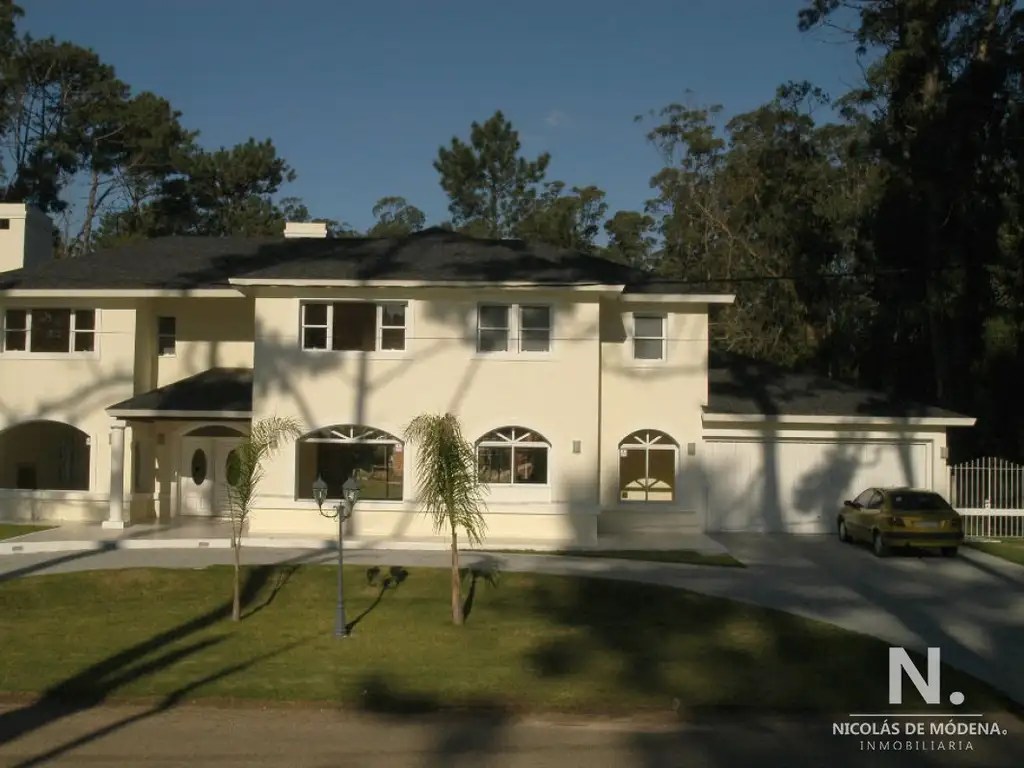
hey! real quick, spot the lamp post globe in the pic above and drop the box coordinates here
[312,475,328,512]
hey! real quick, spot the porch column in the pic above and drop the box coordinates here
[102,420,128,529]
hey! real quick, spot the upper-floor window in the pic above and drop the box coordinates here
[300,301,406,352]
[0,218,10,230]
[632,313,666,361]
[157,316,176,357]
[1,308,96,354]
[477,304,552,354]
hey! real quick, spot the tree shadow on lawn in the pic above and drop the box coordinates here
[460,556,502,623]
[346,565,409,633]
[0,553,317,751]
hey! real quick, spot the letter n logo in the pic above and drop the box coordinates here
[888,647,941,705]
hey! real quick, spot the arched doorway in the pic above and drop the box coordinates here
[179,424,246,517]
[0,420,91,491]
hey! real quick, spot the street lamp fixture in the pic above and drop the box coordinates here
[313,474,360,637]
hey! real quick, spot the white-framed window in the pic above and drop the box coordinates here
[618,430,678,502]
[300,301,407,352]
[477,303,552,354]
[157,316,176,356]
[632,313,666,361]
[476,426,550,485]
[296,424,404,501]
[1,308,97,355]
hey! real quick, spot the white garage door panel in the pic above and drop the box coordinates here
[704,439,930,534]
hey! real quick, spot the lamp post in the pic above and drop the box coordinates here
[312,474,360,637]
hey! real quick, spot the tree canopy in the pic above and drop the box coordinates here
[3,0,1024,460]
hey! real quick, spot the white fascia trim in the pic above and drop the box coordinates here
[701,412,977,428]
[228,278,626,294]
[619,293,736,305]
[105,409,253,420]
[0,289,246,298]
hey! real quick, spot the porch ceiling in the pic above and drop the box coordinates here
[107,368,253,419]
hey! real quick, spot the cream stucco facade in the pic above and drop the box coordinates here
[0,204,975,541]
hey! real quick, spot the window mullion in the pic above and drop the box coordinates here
[326,303,334,350]
[69,310,77,353]
[376,303,383,351]
[26,310,33,352]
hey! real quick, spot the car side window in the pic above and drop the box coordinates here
[866,491,884,509]
[853,489,874,506]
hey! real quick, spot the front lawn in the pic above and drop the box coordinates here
[967,538,1024,566]
[484,548,744,567]
[0,565,1016,716]
[0,523,54,541]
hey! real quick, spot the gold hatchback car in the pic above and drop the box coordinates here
[838,487,964,557]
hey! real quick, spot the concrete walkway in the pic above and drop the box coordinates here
[0,520,729,556]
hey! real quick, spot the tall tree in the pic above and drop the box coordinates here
[0,35,121,212]
[799,0,1024,458]
[366,195,425,237]
[434,110,550,238]
[516,182,608,251]
[603,210,657,268]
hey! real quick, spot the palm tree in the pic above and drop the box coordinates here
[225,415,302,621]
[404,412,488,625]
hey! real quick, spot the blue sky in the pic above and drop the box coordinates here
[25,0,863,233]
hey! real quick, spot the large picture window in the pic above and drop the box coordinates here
[300,302,407,352]
[1,308,96,354]
[296,425,403,501]
[476,427,549,485]
[618,430,677,502]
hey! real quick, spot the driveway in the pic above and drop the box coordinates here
[710,534,1024,707]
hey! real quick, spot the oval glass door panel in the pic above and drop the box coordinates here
[225,449,241,487]
[190,449,208,485]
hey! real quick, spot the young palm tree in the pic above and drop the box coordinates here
[225,415,302,621]
[404,412,488,625]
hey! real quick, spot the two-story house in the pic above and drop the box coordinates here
[0,203,974,544]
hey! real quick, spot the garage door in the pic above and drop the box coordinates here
[703,439,931,533]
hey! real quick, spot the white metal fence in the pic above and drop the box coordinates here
[949,457,1024,539]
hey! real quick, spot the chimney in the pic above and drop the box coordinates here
[284,221,328,239]
[0,203,54,273]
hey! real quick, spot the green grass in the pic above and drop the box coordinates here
[484,549,744,567]
[967,538,1024,566]
[0,523,54,541]
[0,565,1017,717]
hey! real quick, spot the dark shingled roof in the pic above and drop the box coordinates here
[107,368,253,415]
[0,227,713,294]
[707,349,970,420]
[107,356,968,421]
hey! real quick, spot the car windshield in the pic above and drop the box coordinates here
[889,491,951,512]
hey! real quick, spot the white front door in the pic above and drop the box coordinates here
[180,437,244,517]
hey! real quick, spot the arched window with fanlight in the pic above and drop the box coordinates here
[296,425,404,501]
[476,427,550,485]
[618,430,678,502]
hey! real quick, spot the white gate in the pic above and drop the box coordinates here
[948,457,1024,539]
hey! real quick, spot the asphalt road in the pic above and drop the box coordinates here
[0,704,1022,768]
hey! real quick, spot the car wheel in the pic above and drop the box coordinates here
[838,518,851,543]
[872,531,888,558]
[941,547,958,558]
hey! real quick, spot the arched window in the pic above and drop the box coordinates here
[0,420,91,491]
[618,430,677,502]
[476,427,549,485]
[296,425,403,501]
